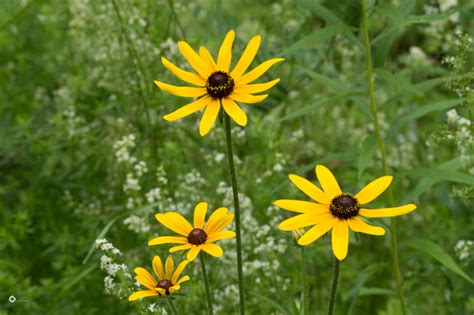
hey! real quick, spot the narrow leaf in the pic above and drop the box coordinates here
[404,239,474,283]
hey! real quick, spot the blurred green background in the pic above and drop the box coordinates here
[1,0,473,314]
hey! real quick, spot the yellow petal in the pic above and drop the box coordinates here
[135,274,156,291]
[169,244,193,253]
[202,243,223,257]
[178,41,212,78]
[206,230,236,242]
[355,176,393,205]
[234,78,280,94]
[332,220,349,260]
[347,217,385,235]
[231,35,261,80]
[274,199,330,213]
[152,256,164,280]
[217,30,235,72]
[199,46,217,71]
[176,275,190,285]
[222,97,248,126]
[163,95,212,121]
[193,201,208,229]
[169,285,181,294]
[154,80,207,98]
[148,236,188,246]
[165,256,174,279]
[279,213,332,231]
[236,58,284,85]
[203,207,228,234]
[199,99,220,136]
[205,209,233,235]
[172,260,190,283]
[359,204,416,218]
[161,57,206,86]
[156,288,166,296]
[128,290,158,301]
[288,174,331,204]
[186,245,201,261]
[134,267,157,288]
[315,164,342,199]
[297,216,337,246]
[230,93,268,104]
[155,212,194,236]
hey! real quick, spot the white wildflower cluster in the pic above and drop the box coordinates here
[95,239,132,297]
[123,214,151,233]
[96,238,122,255]
[454,239,474,262]
[214,182,289,308]
[446,109,472,170]
[401,46,431,67]
[114,134,137,164]
[423,0,461,52]
[123,173,141,192]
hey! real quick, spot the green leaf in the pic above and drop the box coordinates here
[296,66,362,94]
[387,98,464,139]
[357,135,377,179]
[383,76,454,107]
[248,291,291,315]
[404,239,474,284]
[282,25,354,56]
[402,168,474,186]
[278,93,356,122]
[296,0,363,48]
[344,263,388,314]
[358,287,397,296]
[82,202,159,264]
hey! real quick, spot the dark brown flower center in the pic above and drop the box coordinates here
[187,228,208,245]
[206,71,234,99]
[156,279,173,295]
[329,193,360,219]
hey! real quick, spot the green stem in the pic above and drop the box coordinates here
[223,110,246,315]
[200,252,214,315]
[327,257,340,315]
[167,299,179,315]
[301,246,307,315]
[360,1,407,315]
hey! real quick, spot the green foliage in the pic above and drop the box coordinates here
[1,0,473,314]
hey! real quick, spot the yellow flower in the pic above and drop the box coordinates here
[148,202,236,261]
[128,255,190,301]
[275,164,417,261]
[154,29,284,136]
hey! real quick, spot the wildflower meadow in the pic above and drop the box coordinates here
[1,0,473,314]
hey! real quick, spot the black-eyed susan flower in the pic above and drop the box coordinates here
[148,202,235,261]
[128,255,190,301]
[154,30,284,136]
[275,164,417,261]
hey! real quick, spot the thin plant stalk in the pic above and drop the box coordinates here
[360,1,407,314]
[327,257,340,315]
[200,252,213,315]
[222,104,246,315]
[301,246,308,315]
[168,299,179,315]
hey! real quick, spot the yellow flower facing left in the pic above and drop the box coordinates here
[275,164,417,261]
[128,255,190,301]
[154,29,284,136]
[148,202,235,261]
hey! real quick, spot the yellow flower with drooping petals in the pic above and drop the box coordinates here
[128,255,190,301]
[154,30,284,136]
[275,164,417,260]
[148,202,235,261]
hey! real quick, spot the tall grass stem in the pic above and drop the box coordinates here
[360,1,407,314]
